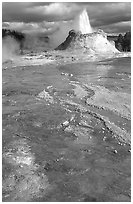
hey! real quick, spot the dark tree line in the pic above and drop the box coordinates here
[115,31,131,52]
[2,29,25,53]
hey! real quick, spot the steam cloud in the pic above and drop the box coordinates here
[23,34,52,51]
[2,36,20,63]
[2,9,94,56]
[50,9,93,48]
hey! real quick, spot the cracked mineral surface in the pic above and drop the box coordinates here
[2,52,131,202]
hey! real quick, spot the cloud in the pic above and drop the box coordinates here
[30,3,71,16]
[2,21,58,35]
[2,22,10,28]
[100,21,131,34]
[88,2,131,27]
[2,2,81,23]
[2,2,131,34]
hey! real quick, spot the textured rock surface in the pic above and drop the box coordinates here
[55,29,119,54]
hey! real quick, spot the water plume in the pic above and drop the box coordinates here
[74,9,93,34]
[50,9,93,48]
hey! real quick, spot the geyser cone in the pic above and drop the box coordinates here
[74,9,93,34]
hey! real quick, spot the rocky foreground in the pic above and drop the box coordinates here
[2,49,131,201]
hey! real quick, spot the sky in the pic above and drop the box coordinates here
[2,2,131,35]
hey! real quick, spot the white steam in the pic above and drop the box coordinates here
[50,9,93,48]
[2,9,93,54]
[74,9,93,34]
[50,21,74,48]
[23,34,51,51]
[2,37,20,63]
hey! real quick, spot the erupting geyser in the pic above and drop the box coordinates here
[55,8,119,53]
[75,9,93,34]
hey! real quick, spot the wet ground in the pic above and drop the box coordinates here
[2,56,131,201]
